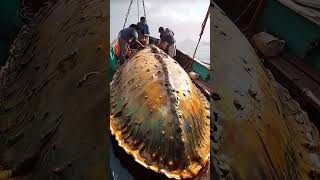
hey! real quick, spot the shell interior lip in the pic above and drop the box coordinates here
[110,115,181,179]
[110,115,210,179]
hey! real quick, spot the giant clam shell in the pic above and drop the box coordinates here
[110,45,210,179]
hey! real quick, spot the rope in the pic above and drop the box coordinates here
[123,0,134,29]
[184,4,210,71]
[233,0,256,24]
[137,0,140,21]
[240,0,264,32]
[142,0,146,18]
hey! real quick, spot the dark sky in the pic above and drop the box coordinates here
[110,0,210,44]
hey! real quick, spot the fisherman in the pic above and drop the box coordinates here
[157,27,176,58]
[137,16,150,45]
[158,27,165,40]
[117,24,145,64]
[165,28,175,35]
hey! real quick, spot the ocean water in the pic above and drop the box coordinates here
[177,39,210,64]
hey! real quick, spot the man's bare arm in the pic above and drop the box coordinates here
[135,40,145,48]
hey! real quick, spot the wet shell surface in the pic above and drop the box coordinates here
[110,45,210,179]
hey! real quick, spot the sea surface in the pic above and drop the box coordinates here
[176,39,210,65]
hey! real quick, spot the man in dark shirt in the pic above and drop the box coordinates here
[118,24,145,64]
[159,27,165,40]
[165,28,175,35]
[157,27,176,58]
[137,16,150,45]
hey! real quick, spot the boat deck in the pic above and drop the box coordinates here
[264,55,320,125]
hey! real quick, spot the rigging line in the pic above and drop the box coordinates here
[137,0,140,21]
[185,4,210,71]
[123,0,134,29]
[240,0,264,32]
[233,0,256,24]
[142,0,146,18]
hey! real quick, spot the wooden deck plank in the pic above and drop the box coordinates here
[284,55,320,84]
[266,56,320,117]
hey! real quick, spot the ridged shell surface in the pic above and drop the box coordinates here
[110,45,210,179]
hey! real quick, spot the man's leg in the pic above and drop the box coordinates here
[163,41,169,53]
[168,44,176,58]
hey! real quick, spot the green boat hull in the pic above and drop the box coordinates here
[258,0,320,69]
